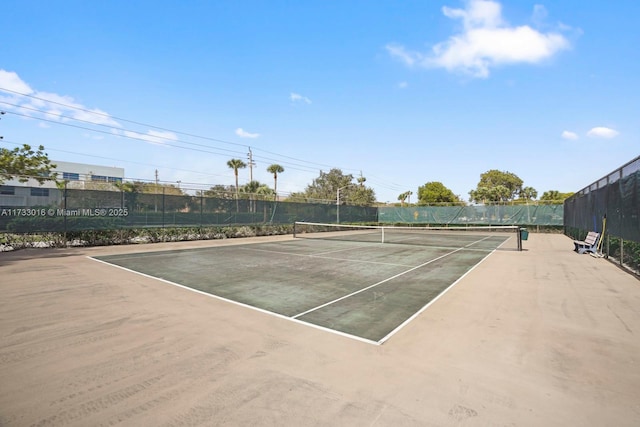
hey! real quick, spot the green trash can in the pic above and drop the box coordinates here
[520,228,529,241]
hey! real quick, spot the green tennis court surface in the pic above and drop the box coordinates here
[93,234,512,344]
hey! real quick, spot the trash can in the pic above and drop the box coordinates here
[520,228,529,241]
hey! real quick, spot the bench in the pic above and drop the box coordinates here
[574,231,600,254]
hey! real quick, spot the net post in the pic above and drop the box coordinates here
[517,226,522,251]
[293,221,297,238]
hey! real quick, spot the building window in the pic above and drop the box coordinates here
[63,172,80,181]
[30,188,50,197]
[90,175,122,183]
[0,186,15,195]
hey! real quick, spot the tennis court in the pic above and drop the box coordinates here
[93,223,518,343]
[3,233,640,426]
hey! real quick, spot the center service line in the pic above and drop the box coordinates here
[291,245,470,319]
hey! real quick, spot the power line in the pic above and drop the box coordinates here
[2,109,326,176]
[0,100,370,179]
[0,138,229,179]
[0,87,359,173]
[1,87,412,194]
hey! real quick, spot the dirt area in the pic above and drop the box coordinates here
[1,234,639,426]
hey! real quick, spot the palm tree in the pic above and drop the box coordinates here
[397,191,412,207]
[520,186,538,201]
[241,180,260,212]
[256,184,274,200]
[227,158,247,211]
[266,164,284,201]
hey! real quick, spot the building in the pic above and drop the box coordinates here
[0,161,125,208]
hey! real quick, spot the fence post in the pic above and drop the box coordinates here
[162,187,166,231]
[63,180,68,245]
[200,193,204,230]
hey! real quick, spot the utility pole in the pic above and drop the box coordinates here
[154,169,159,212]
[247,147,255,182]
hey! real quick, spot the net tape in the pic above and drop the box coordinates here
[294,222,522,251]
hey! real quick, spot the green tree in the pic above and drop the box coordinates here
[397,191,412,207]
[203,184,235,199]
[283,192,306,202]
[0,144,57,184]
[469,170,523,204]
[227,158,247,211]
[240,179,273,200]
[469,186,490,204]
[241,180,261,212]
[266,164,284,200]
[304,168,375,205]
[491,185,511,203]
[349,185,376,206]
[117,180,187,212]
[540,190,574,204]
[201,184,236,212]
[518,186,538,202]
[417,182,459,205]
[255,183,275,200]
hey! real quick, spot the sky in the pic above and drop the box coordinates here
[1,0,638,203]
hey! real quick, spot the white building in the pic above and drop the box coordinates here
[0,161,125,207]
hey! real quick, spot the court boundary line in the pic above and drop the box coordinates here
[240,245,417,268]
[294,237,514,253]
[291,240,485,320]
[88,233,504,345]
[88,256,380,346]
[377,248,497,344]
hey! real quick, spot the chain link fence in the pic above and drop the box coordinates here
[564,155,640,275]
[0,185,379,234]
[378,204,562,228]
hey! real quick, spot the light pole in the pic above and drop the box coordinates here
[336,185,351,224]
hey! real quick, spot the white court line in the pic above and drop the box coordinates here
[377,247,497,344]
[88,256,380,346]
[292,245,473,320]
[89,233,503,346]
[240,245,416,268]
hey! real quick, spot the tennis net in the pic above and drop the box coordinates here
[293,222,522,251]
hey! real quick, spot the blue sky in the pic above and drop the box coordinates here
[1,0,638,203]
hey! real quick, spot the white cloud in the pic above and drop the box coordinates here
[387,0,571,78]
[235,128,260,139]
[0,69,33,94]
[386,44,421,67]
[443,0,504,28]
[0,69,120,127]
[290,92,312,104]
[561,130,578,140]
[122,129,177,145]
[397,81,409,89]
[587,127,619,139]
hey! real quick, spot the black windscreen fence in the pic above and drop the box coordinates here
[0,187,379,233]
[564,155,640,275]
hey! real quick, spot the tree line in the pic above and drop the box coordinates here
[0,144,572,206]
[411,170,573,206]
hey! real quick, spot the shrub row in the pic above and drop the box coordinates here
[0,224,294,251]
